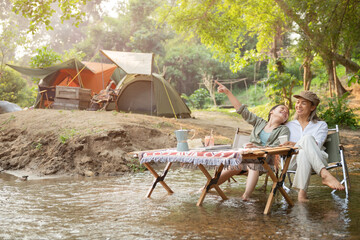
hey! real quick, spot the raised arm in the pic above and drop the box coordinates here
[215,80,242,110]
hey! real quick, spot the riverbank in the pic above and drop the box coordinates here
[1,109,359,179]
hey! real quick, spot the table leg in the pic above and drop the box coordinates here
[197,164,228,206]
[259,155,294,214]
[143,162,174,198]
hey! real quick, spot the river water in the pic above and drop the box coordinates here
[0,166,359,239]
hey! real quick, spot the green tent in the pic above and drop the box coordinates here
[113,73,191,118]
[101,50,191,118]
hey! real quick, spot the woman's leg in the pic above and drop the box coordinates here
[293,135,344,201]
[217,168,242,185]
[242,167,259,201]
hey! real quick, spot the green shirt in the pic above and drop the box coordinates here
[236,105,290,147]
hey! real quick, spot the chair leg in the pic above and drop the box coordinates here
[287,172,293,188]
[341,149,350,195]
[331,149,350,196]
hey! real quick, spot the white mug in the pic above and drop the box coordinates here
[278,135,288,144]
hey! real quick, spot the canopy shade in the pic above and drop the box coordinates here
[100,50,153,75]
[7,59,93,79]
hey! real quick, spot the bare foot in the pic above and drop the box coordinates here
[241,193,250,201]
[320,169,345,191]
[298,189,309,203]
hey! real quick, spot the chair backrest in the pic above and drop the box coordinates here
[232,128,250,148]
[323,131,341,164]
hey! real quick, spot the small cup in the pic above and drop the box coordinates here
[204,136,214,147]
[278,135,288,144]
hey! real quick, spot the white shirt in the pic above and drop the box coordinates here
[286,120,328,146]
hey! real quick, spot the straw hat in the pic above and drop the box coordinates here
[293,91,320,106]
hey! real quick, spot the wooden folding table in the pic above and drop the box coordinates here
[136,146,297,214]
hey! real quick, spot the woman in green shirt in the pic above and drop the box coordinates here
[216,81,290,201]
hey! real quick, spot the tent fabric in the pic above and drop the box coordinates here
[7,59,118,95]
[7,59,92,79]
[100,50,153,75]
[115,73,191,118]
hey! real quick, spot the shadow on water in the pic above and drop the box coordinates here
[0,166,359,239]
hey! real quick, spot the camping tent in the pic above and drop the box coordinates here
[101,50,191,118]
[114,73,191,118]
[7,59,119,95]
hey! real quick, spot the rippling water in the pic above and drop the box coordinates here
[0,166,359,239]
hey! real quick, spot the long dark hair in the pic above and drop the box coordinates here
[267,104,288,124]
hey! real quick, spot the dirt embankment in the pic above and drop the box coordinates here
[0,109,359,178]
[0,109,250,177]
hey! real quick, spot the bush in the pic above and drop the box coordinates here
[318,93,359,129]
[0,68,35,107]
[183,88,211,109]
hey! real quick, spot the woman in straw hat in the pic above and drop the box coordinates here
[215,80,290,201]
[282,90,345,202]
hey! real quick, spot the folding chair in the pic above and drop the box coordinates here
[229,128,276,190]
[37,86,56,108]
[285,125,351,196]
[227,129,250,182]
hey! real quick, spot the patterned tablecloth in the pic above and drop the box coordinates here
[139,148,254,168]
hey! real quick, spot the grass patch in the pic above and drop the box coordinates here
[127,158,147,172]
[1,114,16,125]
[152,121,174,129]
[59,128,79,144]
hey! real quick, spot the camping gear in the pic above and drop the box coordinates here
[175,129,195,151]
[89,81,120,111]
[52,86,92,110]
[38,86,56,108]
[204,129,214,147]
[111,73,191,118]
[100,50,191,118]
[0,101,22,114]
[7,59,119,109]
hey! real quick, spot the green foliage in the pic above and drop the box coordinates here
[127,158,147,172]
[262,60,301,107]
[158,0,288,72]
[59,128,79,144]
[0,67,35,107]
[160,37,244,95]
[310,56,329,87]
[30,46,62,68]
[214,92,227,105]
[32,142,43,150]
[12,0,88,33]
[347,69,360,86]
[232,84,268,107]
[318,93,359,129]
[0,18,27,72]
[186,88,212,109]
[62,49,86,62]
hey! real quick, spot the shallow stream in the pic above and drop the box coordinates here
[0,166,359,239]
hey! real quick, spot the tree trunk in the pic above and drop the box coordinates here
[325,60,335,97]
[344,47,353,75]
[303,54,313,90]
[333,61,348,96]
